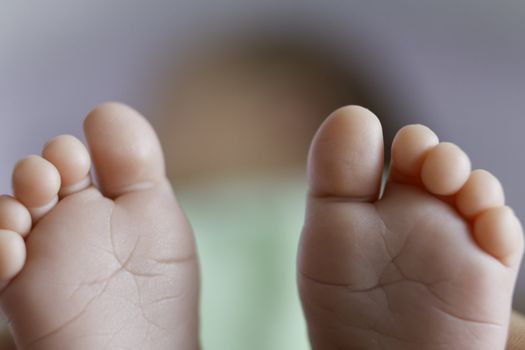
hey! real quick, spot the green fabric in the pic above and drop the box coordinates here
[175,172,310,350]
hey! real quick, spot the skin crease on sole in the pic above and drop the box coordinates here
[0,103,200,350]
[298,106,524,350]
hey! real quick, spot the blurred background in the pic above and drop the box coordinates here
[1,1,525,349]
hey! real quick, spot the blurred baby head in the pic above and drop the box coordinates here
[155,33,381,183]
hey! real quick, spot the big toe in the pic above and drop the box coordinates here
[83,102,166,198]
[307,105,384,201]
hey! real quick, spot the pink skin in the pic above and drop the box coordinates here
[0,102,523,349]
[298,106,524,350]
[0,103,199,350]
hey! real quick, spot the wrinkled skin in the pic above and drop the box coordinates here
[1,182,199,350]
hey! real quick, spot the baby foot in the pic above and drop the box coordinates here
[0,103,199,350]
[298,106,524,350]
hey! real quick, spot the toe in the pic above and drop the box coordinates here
[42,134,92,196]
[456,169,505,219]
[12,155,61,220]
[390,124,439,179]
[473,206,524,267]
[0,195,32,237]
[307,105,384,200]
[420,142,471,196]
[0,230,26,281]
[83,102,166,198]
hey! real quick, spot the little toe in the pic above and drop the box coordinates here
[12,155,61,220]
[307,105,384,200]
[0,229,26,282]
[390,124,439,181]
[420,142,471,196]
[0,195,32,237]
[456,169,505,219]
[83,102,166,198]
[473,206,524,267]
[42,134,92,197]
